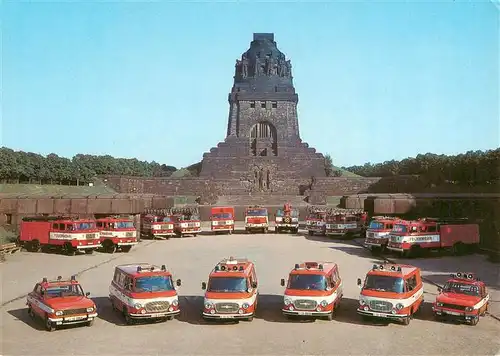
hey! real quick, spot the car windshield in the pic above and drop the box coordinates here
[393,224,408,233]
[45,284,84,298]
[369,221,385,229]
[364,275,404,293]
[308,213,324,220]
[74,222,95,230]
[443,282,480,296]
[134,276,174,292]
[246,209,267,216]
[276,209,299,217]
[208,277,248,292]
[114,221,134,229]
[180,214,200,221]
[288,274,327,290]
[213,213,232,219]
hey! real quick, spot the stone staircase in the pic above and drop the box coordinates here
[216,194,309,207]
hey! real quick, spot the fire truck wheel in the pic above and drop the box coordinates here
[63,243,75,256]
[469,317,479,326]
[245,228,249,234]
[293,228,299,234]
[452,243,464,256]
[28,240,41,252]
[244,315,254,322]
[44,315,56,332]
[123,309,133,325]
[103,241,116,254]
[308,231,314,236]
[27,306,35,319]
[263,228,268,234]
[193,234,198,237]
[87,319,94,327]
[85,249,94,255]
[121,246,132,253]
[166,315,174,321]
[275,227,280,234]
[325,311,334,321]
[228,229,233,235]
[401,316,410,325]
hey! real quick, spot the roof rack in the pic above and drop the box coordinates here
[371,216,400,220]
[22,215,83,222]
[417,217,470,225]
[214,257,249,272]
[372,264,402,272]
[451,272,478,281]
[294,262,326,270]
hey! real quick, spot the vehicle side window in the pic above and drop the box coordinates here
[58,223,65,230]
[387,224,393,229]
[52,223,58,230]
[480,285,486,298]
[326,274,333,289]
[113,269,120,284]
[33,284,42,295]
[97,222,103,228]
[66,224,73,231]
[427,225,437,232]
[124,276,133,291]
[406,275,417,292]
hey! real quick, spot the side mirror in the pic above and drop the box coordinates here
[280,278,285,286]
[357,278,362,287]
[176,279,181,287]
[437,287,442,292]
[85,292,90,297]
[252,282,257,289]
[201,282,207,290]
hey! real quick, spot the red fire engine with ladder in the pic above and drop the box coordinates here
[96,215,138,253]
[140,209,175,240]
[364,216,404,254]
[170,207,202,237]
[386,217,480,258]
[19,216,101,255]
[325,208,367,238]
[274,202,299,234]
[305,206,328,236]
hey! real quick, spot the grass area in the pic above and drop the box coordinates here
[335,167,361,178]
[0,226,17,245]
[0,183,117,197]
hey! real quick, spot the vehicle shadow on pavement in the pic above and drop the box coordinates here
[329,245,374,259]
[177,296,242,325]
[254,294,310,323]
[333,297,390,326]
[92,296,128,326]
[7,308,46,331]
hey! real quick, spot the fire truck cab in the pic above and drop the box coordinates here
[201,257,258,321]
[210,207,235,234]
[387,218,480,258]
[357,263,423,325]
[140,211,175,240]
[274,203,299,234]
[96,216,137,253]
[432,272,489,326]
[325,209,366,238]
[27,275,97,331]
[281,262,343,320]
[244,206,269,233]
[364,216,402,253]
[19,216,100,255]
[109,263,182,324]
[306,209,327,236]
[172,208,202,237]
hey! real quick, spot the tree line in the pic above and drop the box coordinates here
[0,147,177,183]
[342,149,500,186]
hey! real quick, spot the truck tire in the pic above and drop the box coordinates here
[121,246,132,253]
[28,240,41,252]
[85,249,94,255]
[452,243,464,256]
[45,315,56,332]
[308,231,314,236]
[103,240,116,254]
[63,243,76,256]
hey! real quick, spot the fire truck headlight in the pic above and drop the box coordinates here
[134,303,142,309]
[172,299,179,307]
[395,303,403,310]
[284,298,292,306]
[436,302,443,307]
[242,303,250,309]
[465,307,474,312]
[55,311,63,316]
[204,302,213,310]
[320,300,328,307]
[86,307,94,313]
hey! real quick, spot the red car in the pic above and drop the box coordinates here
[432,272,489,326]
[26,276,97,331]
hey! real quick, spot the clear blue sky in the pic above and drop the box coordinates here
[2,1,499,169]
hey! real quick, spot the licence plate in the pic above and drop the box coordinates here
[372,313,388,318]
[149,313,167,318]
[297,311,313,315]
[64,315,87,321]
[219,315,234,319]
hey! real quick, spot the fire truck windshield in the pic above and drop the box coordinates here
[161,217,172,222]
[114,221,134,229]
[364,275,404,293]
[276,209,299,217]
[134,276,174,292]
[213,213,232,219]
[369,221,385,229]
[308,213,324,220]
[393,224,408,233]
[74,222,95,230]
[45,284,84,298]
[246,209,267,216]
[288,274,327,290]
[443,282,480,296]
[208,277,248,292]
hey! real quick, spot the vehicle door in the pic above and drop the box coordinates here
[405,274,419,307]
[29,283,44,317]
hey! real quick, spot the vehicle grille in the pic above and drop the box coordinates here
[187,222,196,227]
[441,303,467,311]
[145,301,170,313]
[62,308,88,315]
[293,299,317,310]
[215,302,239,314]
[368,232,374,238]
[86,233,96,239]
[126,232,134,237]
[284,217,291,224]
[369,300,393,312]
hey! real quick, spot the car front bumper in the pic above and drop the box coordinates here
[202,312,254,320]
[128,309,180,319]
[49,313,98,325]
[357,309,409,319]
[282,309,332,317]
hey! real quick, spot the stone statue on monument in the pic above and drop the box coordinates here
[255,57,262,76]
[241,54,249,78]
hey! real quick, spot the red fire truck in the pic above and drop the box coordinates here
[96,216,138,253]
[244,206,269,233]
[386,218,480,257]
[210,206,235,234]
[325,209,367,238]
[140,210,175,240]
[305,207,327,236]
[364,216,404,253]
[19,216,101,255]
[171,207,202,237]
[274,203,299,234]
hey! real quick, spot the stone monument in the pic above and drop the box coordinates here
[200,33,326,192]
